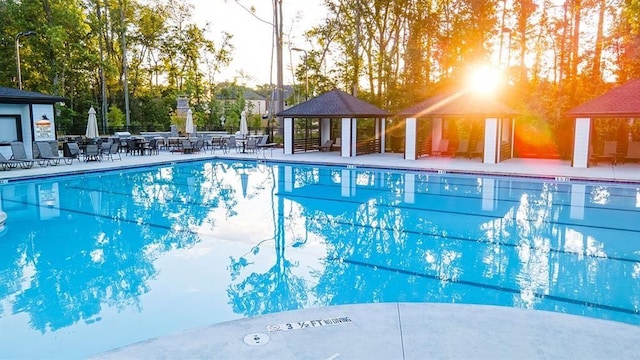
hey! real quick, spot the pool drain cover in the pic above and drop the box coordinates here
[244,332,270,346]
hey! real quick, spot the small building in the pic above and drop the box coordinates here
[567,78,640,168]
[0,87,66,158]
[398,90,519,163]
[277,89,390,157]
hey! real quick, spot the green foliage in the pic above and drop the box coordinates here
[107,105,125,128]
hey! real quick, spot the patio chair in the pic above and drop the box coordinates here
[9,142,36,169]
[84,144,102,161]
[225,136,239,154]
[145,138,160,155]
[181,139,195,154]
[245,137,259,153]
[319,139,335,152]
[598,140,617,166]
[194,138,205,153]
[210,137,224,154]
[35,141,74,165]
[454,139,470,158]
[104,142,122,161]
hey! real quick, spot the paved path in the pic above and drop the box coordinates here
[2,147,639,183]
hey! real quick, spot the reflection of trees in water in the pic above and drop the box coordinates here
[0,161,241,333]
[227,165,311,317]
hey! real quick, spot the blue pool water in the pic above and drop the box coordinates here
[0,159,639,358]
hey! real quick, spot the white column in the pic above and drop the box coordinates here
[572,118,591,168]
[405,117,417,160]
[432,118,443,150]
[320,117,330,143]
[483,118,499,164]
[341,117,352,157]
[376,118,386,154]
[284,117,293,155]
[351,118,358,157]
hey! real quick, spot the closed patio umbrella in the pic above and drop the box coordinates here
[185,109,194,136]
[239,110,248,138]
[85,107,100,139]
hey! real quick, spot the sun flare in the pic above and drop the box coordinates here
[467,65,503,95]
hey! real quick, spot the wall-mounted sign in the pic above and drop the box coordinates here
[32,104,56,141]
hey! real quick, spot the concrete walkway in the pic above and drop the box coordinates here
[2,147,640,183]
[90,303,640,360]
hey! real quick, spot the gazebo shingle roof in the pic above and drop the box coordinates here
[567,79,640,118]
[0,87,67,104]
[397,90,519,118]
[277,89,389,118]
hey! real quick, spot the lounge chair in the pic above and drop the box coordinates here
[9,142,37,169]
[598,140,617,166]
[65,142,82,163]
[319,139,335,152]
[624,141,640,163]
[0,153,23,170]
[454,139,470,158]
[35,141,73,165]
[432,139,450,156]
[470,141,484,159]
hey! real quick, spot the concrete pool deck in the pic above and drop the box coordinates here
[89,303,640,360]
[2,148,639,359]
[2,147,640,183]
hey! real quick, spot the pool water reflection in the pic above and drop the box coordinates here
[0,160,638,358]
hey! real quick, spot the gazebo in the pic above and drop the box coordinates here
[0,87,66,159]
[277,89,390,157]
[397,90,520,164]
[567,78,640,168]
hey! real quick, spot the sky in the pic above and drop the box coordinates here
[192,0,328,87]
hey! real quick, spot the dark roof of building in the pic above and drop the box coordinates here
[243,89,266,101]
[397,90,519,118]
[276,89,390,118]
[0,87,67,104]
[567,79,640,118]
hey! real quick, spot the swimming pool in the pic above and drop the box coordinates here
[0,159,638,358]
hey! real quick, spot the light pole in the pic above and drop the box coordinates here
[15,31,36,90]
[291,47,309,101]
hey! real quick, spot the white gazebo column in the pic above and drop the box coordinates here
[572,117,592,168]
[320,117,330,144]
[483,117,499,164]
[405,117,417,160]
[431,118,443,151]
[284,117,294,155]
[341,117,355,157]
[375,117,386,154]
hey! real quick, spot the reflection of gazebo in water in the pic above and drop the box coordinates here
[277,89,390,157]
[567,78,640,168]
[276,165,387,218]
[397,90,519,163]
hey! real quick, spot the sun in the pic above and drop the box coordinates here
[466,65,503,95]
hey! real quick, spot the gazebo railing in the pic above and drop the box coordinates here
[356,138,381,155]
